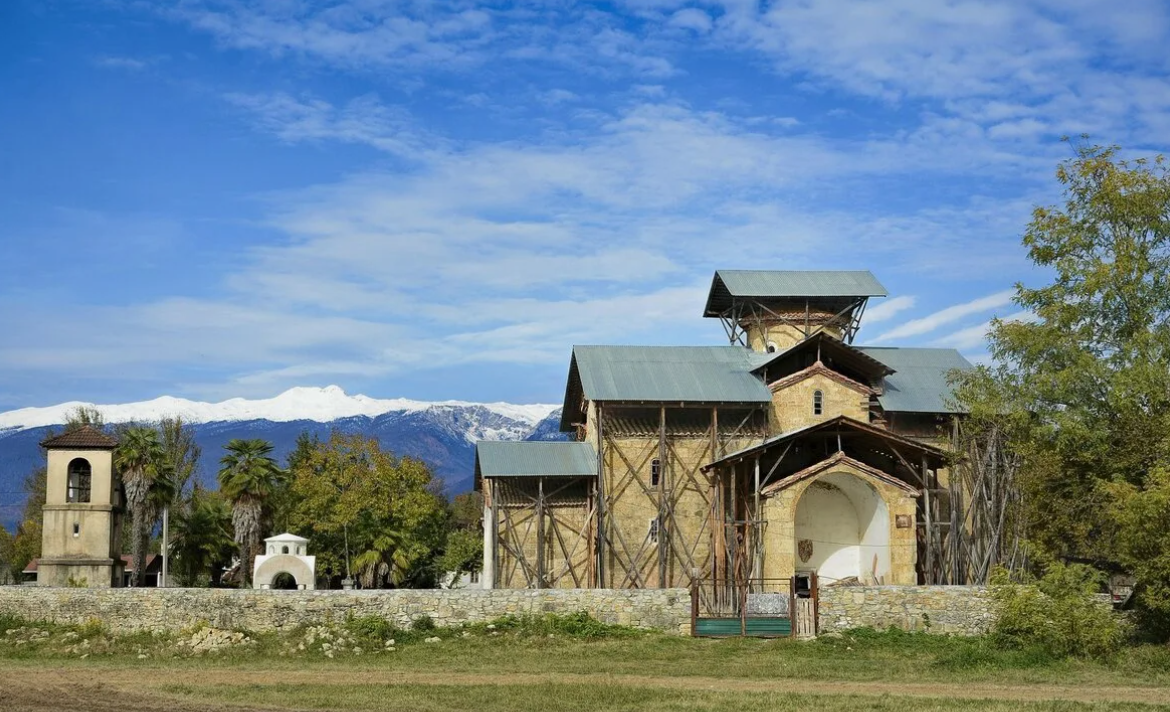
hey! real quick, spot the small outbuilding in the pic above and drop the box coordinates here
[253,533,316,590]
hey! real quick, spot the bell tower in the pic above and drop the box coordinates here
[703,270,888,353]
[38,426,124,587]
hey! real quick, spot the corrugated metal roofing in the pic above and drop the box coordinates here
[718,270,887,298]
[476,441,597,478]
[856,347,973,413]
[572,345,774,404]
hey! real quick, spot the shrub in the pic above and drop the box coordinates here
[410,615,435,632]
[347,616,398,641]
[990,562,1128,659]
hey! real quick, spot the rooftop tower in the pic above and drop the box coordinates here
[702,270,887,352]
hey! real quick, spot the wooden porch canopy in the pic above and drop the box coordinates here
[701,415,950,491]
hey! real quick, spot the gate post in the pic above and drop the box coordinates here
[789,577,796,638]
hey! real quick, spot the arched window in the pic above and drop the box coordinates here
[766,341,778,353]
[67,458,91,503]
[813,390,824,416]
[281,545,289,554]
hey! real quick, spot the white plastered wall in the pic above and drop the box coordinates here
[793,472,890,584]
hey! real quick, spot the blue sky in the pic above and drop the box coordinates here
[2,0,1169,411]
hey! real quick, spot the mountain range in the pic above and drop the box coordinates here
[0,387,565,529]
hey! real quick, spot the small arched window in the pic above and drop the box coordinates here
[281,545,289,554]
[67,458,91,503]
[766,341,778,353]
[813,390,824,416]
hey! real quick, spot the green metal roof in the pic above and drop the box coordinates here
[561,345,772,430]
[855,347,973,413]
[573,345,772,403]
[475,441,597,478]
[704,270,887,316]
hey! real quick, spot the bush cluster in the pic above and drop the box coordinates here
[990,563,1128,659]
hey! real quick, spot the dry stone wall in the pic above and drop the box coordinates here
[818,585,993,635]
[0,587,691,635]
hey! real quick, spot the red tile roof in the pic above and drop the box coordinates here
[39,425,118,449]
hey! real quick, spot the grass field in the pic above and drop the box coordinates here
[3,615,1170,711]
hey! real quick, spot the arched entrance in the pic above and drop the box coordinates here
[271,572,298,590]
[794,473,890,584]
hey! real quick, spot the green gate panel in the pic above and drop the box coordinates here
[694,617,792,637]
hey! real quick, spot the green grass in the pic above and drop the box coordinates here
[160,682,1169,712]
[5,614,1170,710]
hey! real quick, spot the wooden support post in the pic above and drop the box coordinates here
[811,571,820,636]
[753,456,762,582]
[690,580,699,637]
[595,405,606,588]
[587,478,597,588]
[536,477,546,589]
[490,479,500,588]
[789,576,797,639]
[658,405,667,589]
[922,456,934,585]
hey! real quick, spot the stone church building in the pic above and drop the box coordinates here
[476,270,971,592]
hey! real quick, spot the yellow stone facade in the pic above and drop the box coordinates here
[39,447,124,588]
[768,369,870,432]
[746,323,844,354]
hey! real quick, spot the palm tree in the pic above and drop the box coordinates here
[170,488,234,586]
[114,427,167,586]
[218,439,283,587]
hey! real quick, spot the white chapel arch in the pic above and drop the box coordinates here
[253,533,316,590]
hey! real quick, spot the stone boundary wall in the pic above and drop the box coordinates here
[0,587,691,636]
[817,585,993,636]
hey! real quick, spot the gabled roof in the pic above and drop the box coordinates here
[752,331,894,384]
[39,425,118,450]
[704,270,888,316]
[560,345,772,430]
[704,415,950,473]
[476,441,597,479]
[855,347,973,414]
[265,532,309,543]
[759,451,920,498]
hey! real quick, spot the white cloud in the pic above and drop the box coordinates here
[932,310,1037,350]
[863,295,916,325]
[873,290,1017,342]
[0,98,1045,399]
[669,9,713,33]
[93,56,149,71]
[224,92,439,158]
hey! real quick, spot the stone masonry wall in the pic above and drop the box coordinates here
[0,587,691,635]
[818,585,993,635]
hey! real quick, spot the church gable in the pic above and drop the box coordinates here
[769,366,872,432]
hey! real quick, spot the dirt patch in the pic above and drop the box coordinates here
[3,665,1169,709]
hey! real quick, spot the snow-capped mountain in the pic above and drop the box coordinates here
[0,385,557,439]
[0,387,566,528]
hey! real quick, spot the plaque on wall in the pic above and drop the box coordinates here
[896,514,912,529]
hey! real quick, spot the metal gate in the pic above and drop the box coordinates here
[691,578,800,637]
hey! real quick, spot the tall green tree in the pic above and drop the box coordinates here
[437,492,483,581]
[218,439,284,587]
[159,417,201,500]
[115,426,170,587]
[957,141,1170,619]
[169,487,235,586]
[287,433,446,588]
